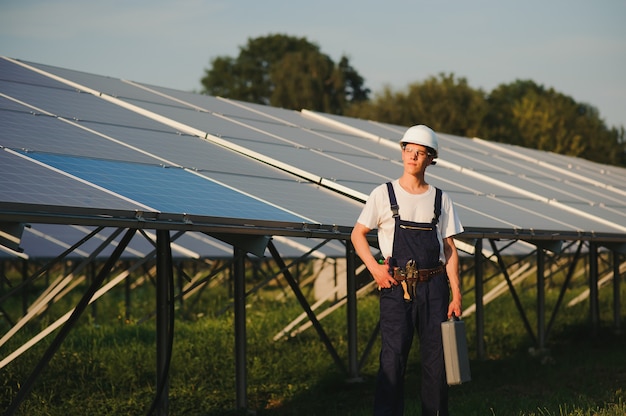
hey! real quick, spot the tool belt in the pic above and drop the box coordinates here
[392,263,445,283]
[390,261,445,302]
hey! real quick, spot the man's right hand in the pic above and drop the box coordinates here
[371,260,398,289]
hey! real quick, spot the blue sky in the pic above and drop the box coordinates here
[1,0,625,130]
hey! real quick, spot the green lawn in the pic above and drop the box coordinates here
[1,265,624,415]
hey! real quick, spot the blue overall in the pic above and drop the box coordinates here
[373,183,449,416]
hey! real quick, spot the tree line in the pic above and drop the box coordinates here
[201,34,625,167]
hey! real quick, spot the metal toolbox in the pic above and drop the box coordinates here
[441,315,472,385]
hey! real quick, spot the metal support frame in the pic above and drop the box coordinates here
[153,230,173,416]
[21,259,27,316]
[267,240,346,374]
[3,228,136,416]
[345,240,360,381]
[0,261,14,327]
[613,251,622,333]
[125,266,132,321]
[489,239,537,345]
[242,238,333,307]
[0,226,106,311]
[483,237,621,351]
[545,241,584,340]
[536,247,546,350]
[2,223,623,414]
[589,242,600,334]
[474,238,485,360]
[224,237,363,410]
[233,246,247,410]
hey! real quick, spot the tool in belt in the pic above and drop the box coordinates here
[392,259,446,283]
[390,259,446,301]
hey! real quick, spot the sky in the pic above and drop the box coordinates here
[1,0,625,130]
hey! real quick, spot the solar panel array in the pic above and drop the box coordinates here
[1,56,625,261]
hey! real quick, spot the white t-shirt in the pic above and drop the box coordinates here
[356,180,464,263]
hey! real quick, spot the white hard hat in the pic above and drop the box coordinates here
[399,125,439,158]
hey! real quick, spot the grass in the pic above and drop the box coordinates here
[1,261,625,415]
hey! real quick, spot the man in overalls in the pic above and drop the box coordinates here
[351,125,464,415]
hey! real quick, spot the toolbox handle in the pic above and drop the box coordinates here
[449,313,461,322]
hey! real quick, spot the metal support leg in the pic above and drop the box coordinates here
[233,246,247,410]
[21,259,27,316]
[537,248,546,350]
[125,269,131,321]
[613,251,622,333]
[155,230,173,416]
[346,240,360,380]
[589,242,599,334]
[475,238,485,360]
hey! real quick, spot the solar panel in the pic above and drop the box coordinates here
[18,151,308,221]
[1,58,364,229]
[5,57,624,414]
[0,149,147,211]
[2,56,625,255]
[297,111,626,235]
[0,104,161,165]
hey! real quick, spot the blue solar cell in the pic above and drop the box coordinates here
[20,151,306,222]
[0,150,147,210]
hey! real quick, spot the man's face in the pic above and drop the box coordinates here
[401,143,433,172]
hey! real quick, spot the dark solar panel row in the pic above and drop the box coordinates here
[1,55,625,264]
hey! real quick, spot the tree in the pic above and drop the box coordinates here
[201,37,625,166]
[484,80,626,166]
[483,80,542,146]
[201,34,369,114]
[347,73,488,138]
[270,50,337,112]
[348,75,625,166]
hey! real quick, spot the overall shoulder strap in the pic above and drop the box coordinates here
[385,182,399,218]
[432,187,442,224]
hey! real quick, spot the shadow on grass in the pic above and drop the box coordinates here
[234,325,626,416]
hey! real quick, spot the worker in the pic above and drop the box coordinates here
[351,125,464,415]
